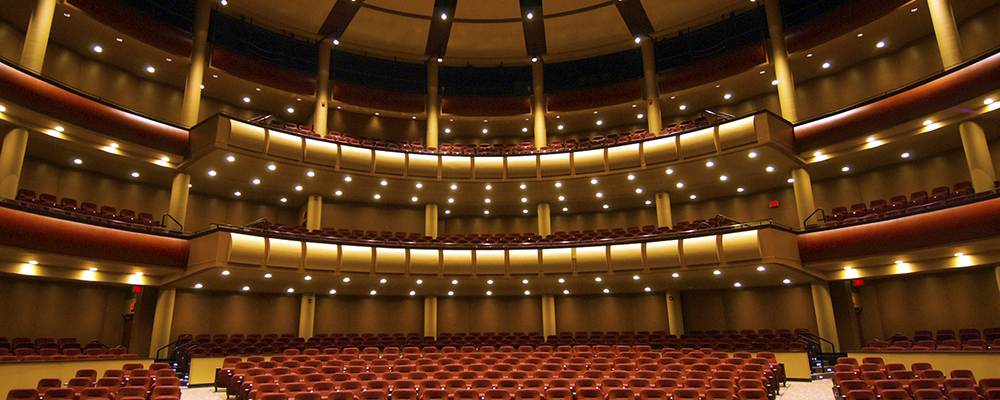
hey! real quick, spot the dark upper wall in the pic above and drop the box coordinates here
[0,276,130,346]
[170,289,301,339]
[438,296,543,334]
[680,284,820,334]
[314,296,424,336]
[554,293,670,334]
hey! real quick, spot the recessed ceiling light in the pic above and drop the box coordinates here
[596,193,603,198]
[160,157,169,162]
[451,184,458,190]
[563,290,569,294]
[954,253,964,257]
[482,128,488,133]
[635,188,643,194]
[334,190,342,196]
[226,155,236,162]
[264,273,272,278]
[876,41,886,48]
[487,280,493,284]
[130,172,139,178]
[748,151,757,158]
[846,266,854,270]
[416,279,423,284]
[985,98,995,105]
[222,270,230,275]
[734,283,742,287]
[280,198,287,203]
[208,170,216,176]
[411,197,418,202]
[287,288,295,293]
[558,278,565,283]
[558,196,565,201]
[867,137,876,142]
[89,267,97,271]
[645,287,652,292]
[304,276,312,281]
[447,291,454,296]
[28,260,38,265]
[448,198,454,203]
[627,174,635,180]
[562,207,568,211]
[822,62,831,69]
[521,198,528,202]
[595,277,602,282]
[787,178,795,183]
[638,114,644,119]
[672,273,680,278]
[252,179,260,184]
[720,175,728,181]
[295,185,303,191]
[555,182,562,188]
[713,270,722,275]
[484,210,490,215]
[525,290,531,295]
[330,289,337,294]
[485,198,491,203]
[591,178,598,184]
[445,210,451,214]
[194,283,202,289]
[380,180,388,186]
[54,126,64,132]
[666,168,674,174]
[242,286,250,291]
[842,166,851,172]
[93,45,103,53]
[268,164,276,171]
[409,291,416,296]
[857,33,864,37]
[596,120,603,126]
[737,188,745,193]
[416,183,423,189]
[287,108,294,113]
[679,105,687,110]
[757,266,766,271]
[603,204,609,209]
[766,166,775,172]
[242,97,250,103]
[901,152,911,158]
[444,128,451,133]
[343,277,350,282]
[520,184,527,189]
[370,290,377,295]
[452,280,459,285]
[374,194,381,199]
[676,183,684,188]
[645,200,652,205]
[632,275,640,280]
[146,66,155,73]
[634,36,641,44]
[783,279,791,284]
[116,38,122,42]
[522,279,529,284]
[603,289,610,293]
[307,171,315,177]
[234,191,241,196]
[557,125,564,130]
[690,195,697,199]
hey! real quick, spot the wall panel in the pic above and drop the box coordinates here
[0,277,128,346]
[680,285,819,333]
[554,294,668,333]
[438,297,542,334]
[170,290,300,338]
[313,296,423,335]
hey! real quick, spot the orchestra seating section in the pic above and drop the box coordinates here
[817,182,1000,229]
[830,358,1000,400]
[5,189,177,234]
[207,344,786,400]
[260,115,725,156]
[3,364,180,400]
[860,329,1000,352]
[0,337,139,362]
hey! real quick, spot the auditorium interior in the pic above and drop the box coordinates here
[1,0,1000,400]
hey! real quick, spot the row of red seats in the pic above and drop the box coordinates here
[832,357,1000,400]
[263,115,723,156]
[7,190,175,234]
[5,364,179,400]
[884,329,1000,343]
[861,340,1000,352]
[0,347,139,362]
[820,182,999,229]
[0,337,89,351]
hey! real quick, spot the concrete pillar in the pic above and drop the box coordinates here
[19,0,57,73]
[166,173,190,231]
[792,168,818,228]
[147,288,176,358]
[811,283,841,353]
[179,0,212,127]
[959,121,997,193]
[640,39,662,135]
[424,296,438,339]
[0,128,29,200]
[306,195,323,232]
[314,40,332,137]
[531,61,547,149]
[927,0,963,69]
[665,291,684,336]
[426,61,440,149]
[655,192,672,229]
[763,0,798,123]
[298,294,316,339]
[425,203,439,238]
[537,203,551,237]
[541,295,557,338]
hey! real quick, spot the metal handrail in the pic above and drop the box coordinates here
[161,214,182,231]
[804,208,827,227]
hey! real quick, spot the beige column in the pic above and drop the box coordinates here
[179,0,212,127]
[792,168,818,228]
[927,0,963,69]
[426,61,440,149]
[166,173,191,231]
[306,195,323,232]
[537,203,551,237]
[959,121,997,193]
[298,294,316,339]
[995,267,1000,298]
[424,296,438,339]
[811,282,840,352]
[665,291,684,336]
[147,288,176,358]
[531,61,547,148]
[19,0,57,73]
[655,192,672,229]
[541,295,557,338]
[640,39,662,135]
[314,40,332,136]
[0,128,29,200]
[763,0,798,123]
[425,203,439,238]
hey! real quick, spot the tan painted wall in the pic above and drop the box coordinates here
[554,293,669,334]
[680,284,819,333]
[313,296,424,335]
[437,296,543,334]
[442,215,539,235]
[318,202,425,234]
[853,267,1000,345]
[0,276,130,346]
[169,289,301,339]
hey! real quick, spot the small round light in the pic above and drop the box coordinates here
[638,114,644,118]
[923,120,933,126]
[985,98,995,105]
[486,291,492,296]
[484,210,490,215]
[558,278,566,283]
[555,182,562,188]
[766,166,775,172]
[644,287,652,292]
[772,79,779,85]
[487,280,494,285]
[876,41,886,48]
[666,168,674,174]
[822,62,831,69]
[380,180,388,186]
[645,201,652,205]
[632,275,640,280]
[304,276,312,281]
[222,270,230,275]
[591,178,598,184]
[562,208,568,211]
[146,66,155,73]
[748,152,757,158]
[720,175,728,181]
[452,280,459,285]
[295,185,303,191]
[242,286,250,291]
[734,283,742,288]
[596,120,603,126]
[268,164,276,171]
[451,184,458,190]
[448,198,454,203]
[242,97,250,103]
[334,191,342,196]
[954,253,964,257]
[343,277,351,282]
[679,105,687,110]
[280,198,287,203]
[54,126,65,132]
[713,270,722,275]
[344,176,352,182]
[627,174,635,180]
[485,198,491,203]
[603,205,609,209]
[519,184,527,189]
[783,279,791,284]
[131,172,139,178]
[448,291,454,296]
[445,210,451,214]
[93,45,103,53]
[287,108,294,113]
[842,166,851,172]
[676,183,684,188]
[524,290,531,295]
[635,36,641,43]
[724,93,732,100]
[252,179,260,184]
[194,283,202,289]
[557,125,564,130]
[523,209,529,214]
[558,196,565,201]
[690,195,697,199]
[595,277,603,282]
[901,152,911,158]
[757,266,766,272]
[482,128,488,134]
[596,193,603,198]
[603,289,610,293]
[287,288,295,293]
[89,267,98,271]
[370,290,377,295]
[234,191,241,196]
[416,279,423,284]
[706,161,715,167]
[672,273,680,278]
[444,128,451,133]
[264,273,272,278]
[160,157,169,162]
[307,171,315,177]
[416,183,423,188]
[409,291,416,296]
[636,188,643,193]
[737,188,745,193]
[330,289,337,294]
[441,12,447,19]
[374,194,381,199]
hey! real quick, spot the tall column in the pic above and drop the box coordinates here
[147,288,176,358]
[763,0,799,123]
[640,39,662,135]
[166,173,191,231]
[0,128,29,200]
[298,294,316,339]
[424,296,438,339]
[307,195,323,232]
[314,40,332,136]
[531,61,547,148]
[19,0,57,73]
[927,0,963,69]
[959,121,997,193]
[541,295,557,338]
[426,61,440,149]
[791,168,817,228]
[811,282,841,353]
[654,192,672,228]
[180,0,212,127]
[995,267,1000,298]
[537,203,551,237]
[665,291,684,336]
[425,203,439,238]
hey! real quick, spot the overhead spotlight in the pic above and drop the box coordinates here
[628,174,635,180]
[603,288,610,293]
[563,290,570,294]
[724,93,732,100]
[409,291,416,296]
[343,277,350,282]
[632,275,640,280]
[822,62,831,69]
[441,12,447,20]
[242,97,250,103]
[672,273,680,278]
[706,161,715,167]
[93,45,103,53]
[525,291,531,295]
[486,291,492,296]
[333,38,340,46]
[146,66,155,73]
[558,278,565,283]
[264,273,272,278]
[370,290,377,295]
[842,166,851,172]
[595,277,603,282]
[783,279,792,284]
[222,270,230,276]
[194,283,202,289]
[757,266,766,271]
[713,270,722,275]
[287,288,295,293]
[645,287,652,292]
[679,105,687,110]
[766,166,775,172]
[666,168,674,174]
[737,188,745,193]
[448,291,454,296]
[876,41,886,48]
[634,36,641,44]
[734,283,742,288]
[526,12,533,19]
[531,57,538,63]
[985,98,995,105]
[330,289,337,294]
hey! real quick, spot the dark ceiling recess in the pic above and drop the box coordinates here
[440,66,533,97]
[519,0,546,57]
[612,0,654,39]
[114,0,197,33]
[318,0,364,39]
[425,0,458,57]
[208,10,318,75]
[331,51,428,94]
[545,48,643,93]
[653,6,766,73]
[780,0,854,30]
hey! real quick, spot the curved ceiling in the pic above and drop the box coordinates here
[220,0,756,64]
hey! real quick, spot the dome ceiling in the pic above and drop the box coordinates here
[221,0,756,63]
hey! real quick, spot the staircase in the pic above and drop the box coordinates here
[812,352,847,380]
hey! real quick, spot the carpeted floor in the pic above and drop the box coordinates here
[183,380,836,400]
